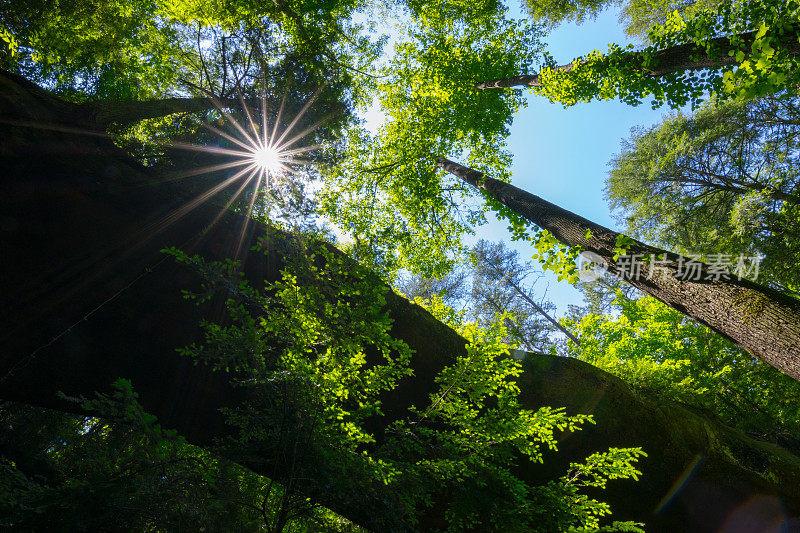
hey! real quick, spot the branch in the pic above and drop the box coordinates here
[475,28,800,90]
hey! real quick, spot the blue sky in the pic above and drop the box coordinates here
[472,4,680,315]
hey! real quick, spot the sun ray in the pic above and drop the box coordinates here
[194,86,261,149]
[274,85,324,148]
[261,88,269,148]
[270,91,288,147]
[282,144,325,157]
[13,78,328,257]
[0,118,115,139]
[159,81,328,236]
[237,88,262,150]
[197,119,257,152]
[141,163,259,239]
[282,157,319,166]
[165,158,253,181]
[235,172,263,258]
[167,140,252,158]
[202,166,260,238]
[275,110,339,152]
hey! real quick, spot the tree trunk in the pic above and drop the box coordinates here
[475,28,800,90]
[437,156,800,382]
[3,70,800,531]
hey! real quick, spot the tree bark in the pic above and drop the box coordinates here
[3,70,800,531]
[475,28,800,90]
[437,156,800,383]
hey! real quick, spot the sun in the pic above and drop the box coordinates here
[252,145,282,174]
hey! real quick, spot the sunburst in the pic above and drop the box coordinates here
[155,81,335,256]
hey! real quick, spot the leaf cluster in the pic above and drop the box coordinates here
[564,294,800,449]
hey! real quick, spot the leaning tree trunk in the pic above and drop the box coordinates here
[437,157,800,382]
[3,70,800,531]
[474,28,800,89]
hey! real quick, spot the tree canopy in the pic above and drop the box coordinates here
[608,95,800,293]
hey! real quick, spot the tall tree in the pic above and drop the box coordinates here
[398,240,570,351]
[319,5,542,278]
[523,0,726,39]
[436,156,800,382]
[0,0,187,99]
[470,239,578,349]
